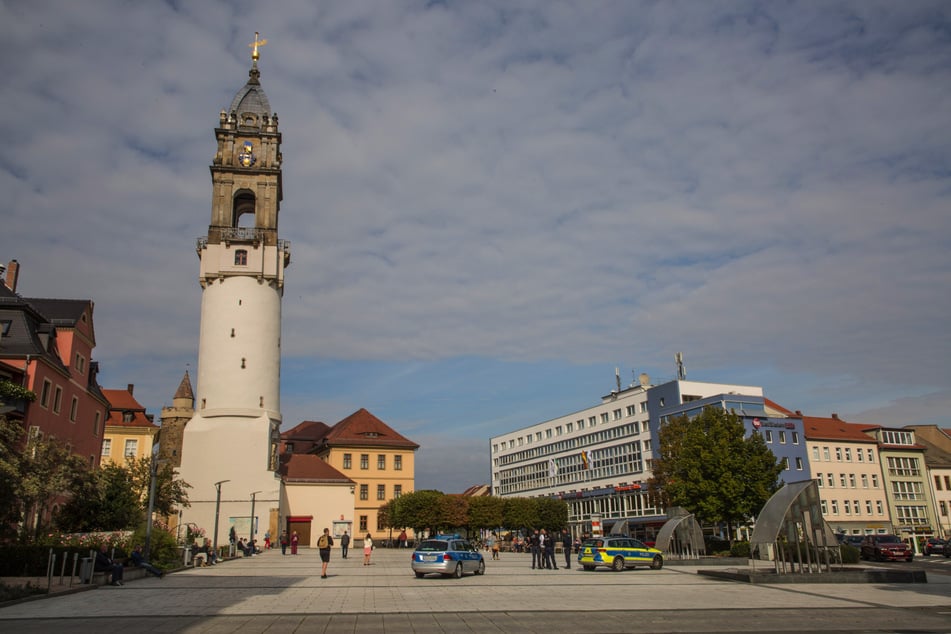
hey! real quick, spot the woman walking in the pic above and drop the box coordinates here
[290,530,299,555]
[363,533,373,565]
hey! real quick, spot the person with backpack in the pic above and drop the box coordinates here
[317,527,334,578]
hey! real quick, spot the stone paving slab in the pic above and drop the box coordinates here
[1,547,950,632]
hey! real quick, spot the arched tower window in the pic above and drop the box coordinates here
[234,249,248,265]
[232,190,256,228]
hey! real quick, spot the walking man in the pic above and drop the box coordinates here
[530,529,541,569]
[318,528,334,579]
[340,531,350,559]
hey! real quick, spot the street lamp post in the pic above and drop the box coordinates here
[144,455,167,561]
[213,480,231,556]
[249,491,262,553]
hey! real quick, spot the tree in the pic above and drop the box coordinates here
[467,496,504,532]
[648,407,783,542]
[535,497,568,531]
[391,490,443,537]
[436,494,469,533]
[124,456,190,517]
[502,497,536,534]
[17,432,89,541]
[55,463,141,532]
[0,416,25,540]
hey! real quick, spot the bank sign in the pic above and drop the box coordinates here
[751,417,796,430]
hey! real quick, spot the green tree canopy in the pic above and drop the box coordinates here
[648,406,784,541]
[18,431,89,541]
[467,495,504,531]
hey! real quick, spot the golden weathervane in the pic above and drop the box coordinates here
[250,32,268,61]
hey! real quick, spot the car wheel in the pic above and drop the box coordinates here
[453,562,463,579]
[475,560,485,575]
[415,571,425,578]
[650,555,663,570]
[582,565,595,571]
[612,556,625,572]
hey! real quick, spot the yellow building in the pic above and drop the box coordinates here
[101,385,158,466]
[282,409,418,544]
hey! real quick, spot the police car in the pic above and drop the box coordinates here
[411,536,485,578]
[578,536,664,571]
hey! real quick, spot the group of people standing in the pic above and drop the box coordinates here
[528,528,573,570]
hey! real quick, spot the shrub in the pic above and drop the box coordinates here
[730,541,751,558]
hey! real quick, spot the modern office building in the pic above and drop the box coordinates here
[489,375,785,540]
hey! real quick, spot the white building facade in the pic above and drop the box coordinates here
[489,376,767,541]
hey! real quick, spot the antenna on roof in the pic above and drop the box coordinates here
[615,367,621,393]
[675,352,686,380]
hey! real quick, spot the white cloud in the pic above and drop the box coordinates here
[2,1,950,490]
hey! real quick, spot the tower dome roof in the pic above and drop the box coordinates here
[229,64,272,127]
[228,34,273,129]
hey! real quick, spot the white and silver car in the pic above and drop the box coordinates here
[411,538,485,578]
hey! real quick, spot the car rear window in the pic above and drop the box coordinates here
[583,539,604,548]
[877,535,902,543]
[417,540,449,552]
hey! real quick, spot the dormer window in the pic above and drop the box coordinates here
[363,431,380,438]
[122,411,134,423]
[235,249,248,265]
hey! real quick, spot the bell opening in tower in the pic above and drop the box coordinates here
[233,190,256,228]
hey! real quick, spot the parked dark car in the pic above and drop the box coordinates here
[860,534,913,562]
[923,538,946,556]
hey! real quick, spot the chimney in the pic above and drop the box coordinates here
[795,410,802,416]
[831,413,839,420]
[127,383,134,395]
[4,259,19,292]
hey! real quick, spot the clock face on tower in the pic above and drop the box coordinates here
[238,140,257,167]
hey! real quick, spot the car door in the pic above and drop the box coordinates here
[629,538,652,565]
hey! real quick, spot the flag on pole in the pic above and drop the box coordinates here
[549,458,558,478]
[580,450,589,470]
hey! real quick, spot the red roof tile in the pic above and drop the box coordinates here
[801,415,879,442]
[280,453,353,483]
[102,388,156,428]
[321,408,419,449]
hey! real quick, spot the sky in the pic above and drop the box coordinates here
[1,1,950,493]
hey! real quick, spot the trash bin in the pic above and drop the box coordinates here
[80,557,94,584]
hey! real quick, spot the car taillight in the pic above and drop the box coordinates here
[444,554,451,561]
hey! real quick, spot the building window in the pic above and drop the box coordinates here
[578,419,585,430]
[360,484,368,500]
[857,449,864,462]
[94,411,102,436]
[53,386,63,414]
[935,475,942,491]
[826,474,834,487]
[843,500,851,515]
[234,249,248,265]
[861,474,868,488]
[871,474,879,488]
[795,457,803,470]
[342,453,352,469]
[831,500,839,515]
[764,431,772,443]
[866,448,874,462]
[600,413,609,424]
[377,484,385,500]
[394,485,402,498]
[589,416,596,427]
[782,457,790,470]
[626,405,636,417]
[567,422,574,433]
[75,353,85,374]
[360,454,369,469]
[820,500,827,514]
[792,431,799,444]
[613,409,622,421]
[823,447,830,461]
[839,473,847,487]
[123,411,134,422]
[835,447,842,461]
[816,473,823,488]
[843,447,851,461]
[875,500,883,514]
[779,431,786,444]
[359,515,367,532]
[865,500,872,514]
[394,455,402,471]
[40,380,52,408]
[848,474,856,488]
[124,439,137,457]
[941,501,948,517]
[69,397,79,422]
[101,439,112,456]
[377,515,385,531]
[812,447,819,460]
[377,455,386,470]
